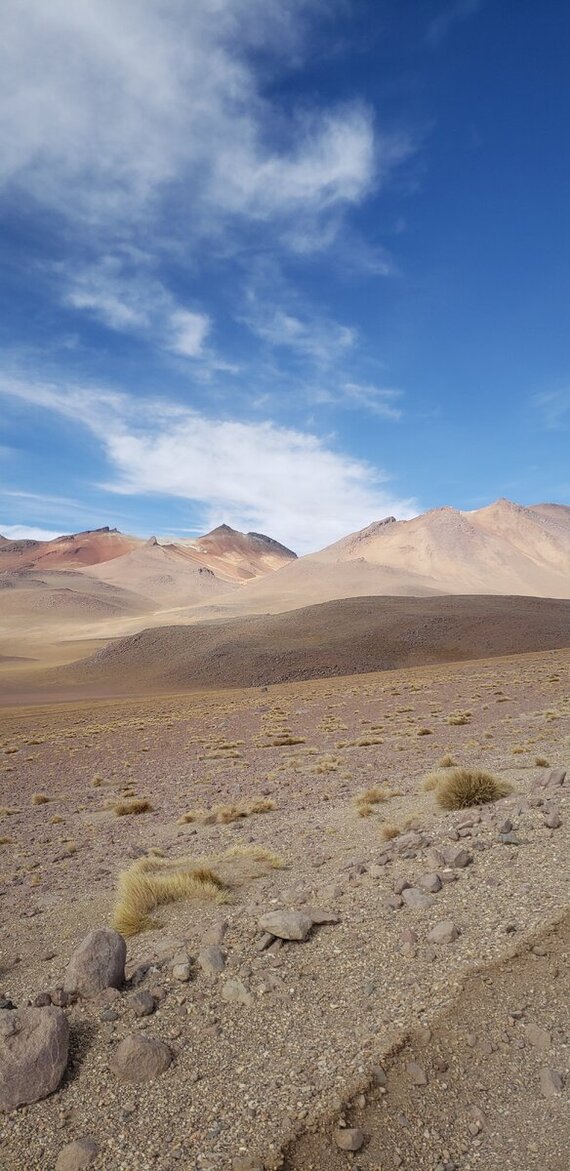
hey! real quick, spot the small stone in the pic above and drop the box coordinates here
[383,895,404,910]
[394,878,411,895]
[400,928,418,945]
[201,920,228,947]
[172,961,192,983]
[427,920,460,944]
[110,1034,172,1083]
[540,1067,564,1097]
[198,946,226,977]
[100,1008,119,1022]
[543,812,561,829]
[498,819,513,834]
[221,979,253,1007]
[402,888,435,911]
[258,910,312,941]
[334,1127,364,1151]
[426,848,446,869]
[0,1006,69,1111]
[129,991,156,1017]
[526,1022,550,1050]
[55,1137,99,1170]
[407,1060,428,1086]
[499,832,520,845]
[546,768,566,786]
[307,908,340,925]
[419,873,442,893]
[255,933,275,952]
[232,1158,265,1171]
[63,929,126,998]
[371,1065,387,1086]
[33,992,52,1008]
[50,988,75,1008]
[442,846,473,868]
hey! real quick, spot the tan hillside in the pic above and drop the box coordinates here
[78,538,238,608]
[0,526,139,571]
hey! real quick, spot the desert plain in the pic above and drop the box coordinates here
[0,502,569,1171]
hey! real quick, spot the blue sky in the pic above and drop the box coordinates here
[0,0,568,552]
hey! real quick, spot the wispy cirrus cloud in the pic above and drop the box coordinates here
[0,373,416,551]
[427,0,483,47]
[532,389,570,430]
[0,1,394,247]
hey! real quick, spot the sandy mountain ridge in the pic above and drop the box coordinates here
[1,501,569,655]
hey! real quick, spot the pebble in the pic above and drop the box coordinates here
[402,888,435,911]
[419,873,442,893]
[407,1060,428,1085]
[540,1067,564,1097]
[198,946,226,977]
[221,979,253,1007]
[526,1022,550,1050]
[427,920,460,944]
[543,812,561,829]
[129,991,156,1017]
[55,1136,99,1170]
[499,832,520,845]
[110,1034,172,1083]
[334,1126,364,1151]
[443,846,473,868]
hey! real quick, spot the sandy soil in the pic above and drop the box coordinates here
[0,648,568,1169]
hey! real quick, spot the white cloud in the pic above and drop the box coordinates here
[0,374,416,552]
[427,0,482,47]
[244,305,356,364]
[168,310,211,358]
[62,255,211,359]
[313,382,403,420]
[0,1,396,246]
[532,390,570,430]
[0,524,65,541]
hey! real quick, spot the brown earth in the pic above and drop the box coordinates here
[45,594,570,699]
[0,648,568,1169]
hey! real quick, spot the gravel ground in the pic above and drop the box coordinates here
[0,648,568,1170]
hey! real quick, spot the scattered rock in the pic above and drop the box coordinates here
[371,1065,387,1087]
[63,929,126,998]
[407,1060,428,1085]
[55,1137,99,1170]
[526,1022,551,1050]
[129,991,156,1017]
[258,910,312,941]
[221,979,253,1007]
[172,956,192,982]
[427,920,460,944]
[442,846,473,868]
[110,1034,172,1083]
[394,878,411,895]
[402,888,435,911]
[419,873,442,893]
[198,946,226,977]
[539,1067,564,1097]
[232,1157,265,1170]
[0,1006,69,1111]
[202,920,228,947]
[334,1127,364,1151]
[307,908,340,925]
[546,768,566,787]
[499,832,520,845]
[255,933,275,953]
[543,812,561,829]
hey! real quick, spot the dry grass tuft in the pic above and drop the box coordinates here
[425,767,513,810]
[535,757,550,767]
[447,712,471,725]
[379,822,401,841]
[31,793,50,805]
[416,727,433,736]
[222,844,284,868]
[112,798,154,817]
[178,797,274,826]
[112,854,227,937]
[438,754,457,768]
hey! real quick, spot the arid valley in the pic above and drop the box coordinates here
[0,501,569,1170]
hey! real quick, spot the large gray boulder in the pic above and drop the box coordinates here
[64,928,126,998]
[0,1007,69,1111]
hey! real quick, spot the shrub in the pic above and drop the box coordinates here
[112,854,227,937]
[112,798,154,816]
[424,767,512,810]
